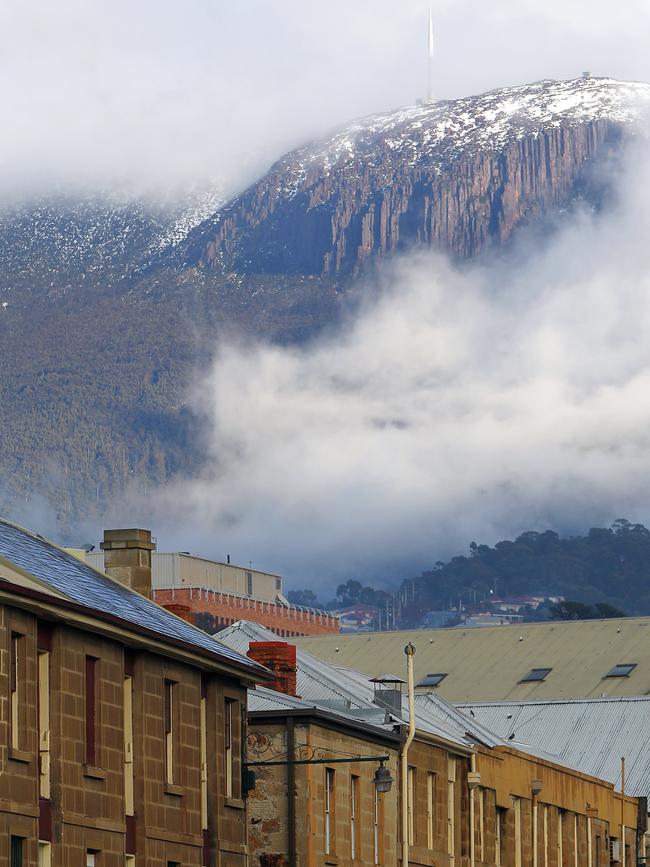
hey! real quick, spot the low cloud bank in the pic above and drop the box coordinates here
[109,142,650,587]
[3,0,650,198]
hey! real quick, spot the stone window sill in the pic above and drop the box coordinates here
[225,796,246,810]
[164,783,183,797]
[83,764,106,780]
[9,747,33,763]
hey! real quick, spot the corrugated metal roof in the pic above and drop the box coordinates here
[0,519,259,674]
[216,620,497,749]
[295,619,650,701]
[456,697,650,795]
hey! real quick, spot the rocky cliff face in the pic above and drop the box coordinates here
[181,77,650,276]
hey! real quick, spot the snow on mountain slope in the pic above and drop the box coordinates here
[180,77,650,275]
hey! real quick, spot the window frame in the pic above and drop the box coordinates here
[325,766,336,855]
[164,679,175,785]
[426,771,435,849]
[520,667,552,683]
[605,663,637,678]
[85,655,99,767]
[417,672,448,688]
[350,774,360,859]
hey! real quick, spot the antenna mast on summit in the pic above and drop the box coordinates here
[427,6,434,103]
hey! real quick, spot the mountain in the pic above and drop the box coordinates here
[1,76,649,524]
[178,77,650,276]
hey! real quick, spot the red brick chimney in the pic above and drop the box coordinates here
[162,602,194,624]
[248,641,297,697]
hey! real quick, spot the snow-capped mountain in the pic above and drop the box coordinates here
[179,77,650,276]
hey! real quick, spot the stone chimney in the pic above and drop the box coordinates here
[100,528,155,599]
[247,641,297,696]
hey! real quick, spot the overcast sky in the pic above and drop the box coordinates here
[3,0,650,196]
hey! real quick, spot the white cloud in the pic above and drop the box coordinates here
[109,140,650,588]
[2,0,649,197]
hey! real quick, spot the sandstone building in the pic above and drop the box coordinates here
[218,620,643,867]
[0,521,267,866]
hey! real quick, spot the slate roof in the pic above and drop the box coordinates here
[0,519,260,675]
[456,697,650,795]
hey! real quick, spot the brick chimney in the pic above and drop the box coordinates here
[100,528,155,599]
[248,641,297,697]
[162,602,194,624]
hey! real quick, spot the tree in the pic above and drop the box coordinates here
[286,589,321,608]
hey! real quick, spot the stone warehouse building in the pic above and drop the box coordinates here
[0,521,268,866]
[217,620,643,867]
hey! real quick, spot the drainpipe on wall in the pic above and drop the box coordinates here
[401,643,416,866]
[532,794,538,867]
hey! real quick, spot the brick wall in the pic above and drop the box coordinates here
[153,587,340,636]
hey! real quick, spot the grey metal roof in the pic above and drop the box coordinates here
[0,519,259,674]
[215,619,496,749]
[457,696,650,795]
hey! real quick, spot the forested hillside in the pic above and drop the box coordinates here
[399,519,650,623]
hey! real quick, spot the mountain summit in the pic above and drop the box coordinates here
[1,76,649,522]
[179,77,650,276]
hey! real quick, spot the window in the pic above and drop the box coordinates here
[605,663,636,678]
[417,672,448,688]
[374,787,382,865]
[520,667,552,683]
[325,767,336,854]
[164,680,175,784]
[246,571,253,596]
[496,807,507,866]
[85,656,98,766]
[225,697,234,797]
[351,775,360,859]
[427,772,435,849]
[125,858,135,867]
[514,798,522,867]
[200,680,208,830]
[38,649,51,798]
[10,632,23,749]
[123,673,134,815]
[447,757,456,859]
[86,853,97,867]
[38,842,51,867]
[408,766,415,844]
[11,837,23,867]
[543,804,549,867]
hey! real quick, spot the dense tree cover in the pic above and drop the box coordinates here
[401,519,650,625]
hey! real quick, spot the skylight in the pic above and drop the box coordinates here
[605,663,637,678]
[520,667,552,683]
[417,673,448,688]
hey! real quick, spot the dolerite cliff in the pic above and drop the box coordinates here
[180,77,650,276]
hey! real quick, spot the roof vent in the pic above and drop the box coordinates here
[370,673,405,716]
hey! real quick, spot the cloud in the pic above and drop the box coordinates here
[2,0,650,197]
[106,138,650,589]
